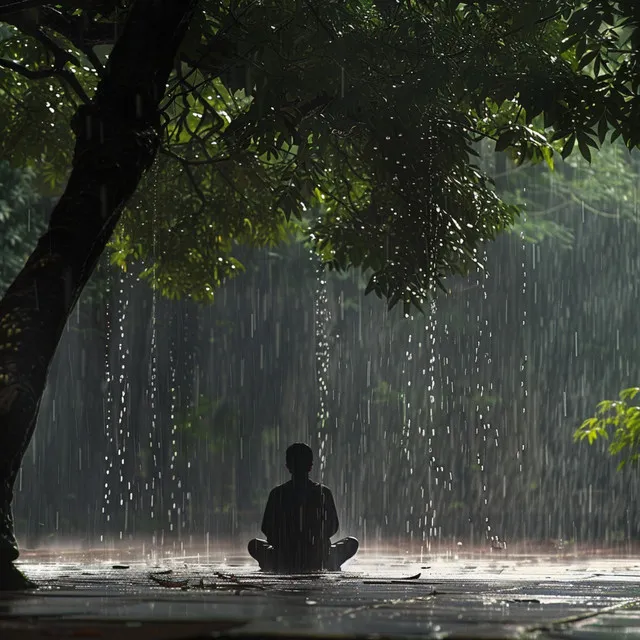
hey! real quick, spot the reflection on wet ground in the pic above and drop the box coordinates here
[2,548,640,638]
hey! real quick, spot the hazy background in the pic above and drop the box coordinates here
[4,145,640,553]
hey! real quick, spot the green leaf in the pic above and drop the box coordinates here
[495,129,520,152]
[578,137,592,163]
[619,387,640,401]
[541,146,554,171]
[561,134,576,159]
[597,115,609,145]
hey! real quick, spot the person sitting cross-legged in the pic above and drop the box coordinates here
[248,443,358,572]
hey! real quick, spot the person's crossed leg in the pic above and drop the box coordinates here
[248,535,358,572]
[328,536,359,571]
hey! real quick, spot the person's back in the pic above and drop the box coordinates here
[262,477,338,571]
[248,443,358,572]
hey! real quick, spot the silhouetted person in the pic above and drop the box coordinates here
[248,443,359,572]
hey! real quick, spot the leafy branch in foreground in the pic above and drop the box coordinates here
[574,387,640,469]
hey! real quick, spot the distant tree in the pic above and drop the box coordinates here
[1,0,640,583]
[0,161,48,294]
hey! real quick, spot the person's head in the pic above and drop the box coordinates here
[285,442,313,477]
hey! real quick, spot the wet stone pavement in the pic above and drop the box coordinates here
[1,550,640,639]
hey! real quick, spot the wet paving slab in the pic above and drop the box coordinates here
[2,551,640,639]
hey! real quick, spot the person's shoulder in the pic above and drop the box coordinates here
[312,481,333,496]
[271,481,291,494]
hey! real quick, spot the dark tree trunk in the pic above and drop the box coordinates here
[0,0,197,565]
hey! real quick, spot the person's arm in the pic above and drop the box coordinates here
[261,489,277,544]
[323,488,339,538]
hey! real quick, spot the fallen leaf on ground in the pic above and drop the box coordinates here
[149,574,189,588]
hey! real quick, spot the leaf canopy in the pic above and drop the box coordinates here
[1,0,640,308]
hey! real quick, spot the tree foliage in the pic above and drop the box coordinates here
[1,1,640,310]
[575,388,640,470]
[495,138,640,249]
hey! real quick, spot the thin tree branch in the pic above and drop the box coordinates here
[0,57,53,79]
[37,8,107,75]
[160,146,230,166]
[39,6,119,47]
[0,57,90,103]
[0,0,49,16]
[1,6,115,77]
[30,27,82,68]
[159,147,208,217]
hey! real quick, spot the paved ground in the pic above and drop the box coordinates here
[2,548,640,639]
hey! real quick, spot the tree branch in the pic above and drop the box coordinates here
[1,5,117,78]
[29,25,82,68]
[0,0,50,16]
[160,146,230,166]
[39,6,119,47]
[160,148,207,216]
[0,57,51,79]
[0,57,90,103]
